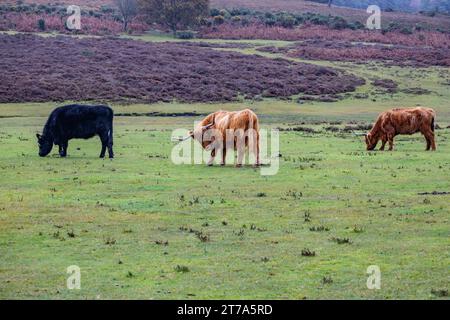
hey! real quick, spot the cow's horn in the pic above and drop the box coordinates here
[172,136,191,142]
[202,123,214,130]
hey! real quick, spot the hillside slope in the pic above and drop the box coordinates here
[212,0,450,29]
[2,0,450,29]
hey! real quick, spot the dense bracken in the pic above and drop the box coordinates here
[0,12,148,35]
[0,34,365,103]
[202,24,450,48]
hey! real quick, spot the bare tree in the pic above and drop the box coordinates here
[328,0,333,7]
[115,0,138,31]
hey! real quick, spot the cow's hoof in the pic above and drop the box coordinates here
[207,164,213,167]
[220,163,225,167]
[235,164,242,168]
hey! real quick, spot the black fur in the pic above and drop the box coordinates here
[36,104,114,158]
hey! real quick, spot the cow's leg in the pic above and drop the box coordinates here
[430,132,436,151]
[379,135,387,151]
[252,131,260,166]
[221,147,226,166]
[60,141,68,157]
[383,127,395,151]
[236,143,245,167]
[387,134,395,151]
[99,133,107,158]
[107,128,114,158]
[425,135,431,151]
[423,130,436,151]
[207,149,215,166]
[379,139,387,151]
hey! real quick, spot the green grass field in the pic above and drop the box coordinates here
[0,35,449,299]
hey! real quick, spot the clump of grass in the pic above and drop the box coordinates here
[330,237,352,244]
[189,196,200,205]
[353,225,364,233]
[285,190,303,199]
[126,271,134,278]
[123,229,133,233]
[256,192,266,197]
[431,289,448,297]
[175,265,190,273]
[52,230,65,241]
[261,257,270,262]
[304,211,312,222]
[301,248,316,257]
[234,228,245,238]
[155,240,169,246]
[105,237,116,245]
[322,276,333,284]
[67,230,76,238]
[310,225,329,232]
[222,220,228,226]
[195,231,210,242]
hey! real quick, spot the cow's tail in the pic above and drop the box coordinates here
[431,114,435,132]
[108,108,114,145]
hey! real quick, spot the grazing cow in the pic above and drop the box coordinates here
[36,104,114,158]
[187,109,260,167]
[365,107,436,151]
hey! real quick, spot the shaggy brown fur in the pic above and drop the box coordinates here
[365,107,436,151]
[190,109,260,166]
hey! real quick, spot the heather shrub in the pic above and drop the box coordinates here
[100,5,115,14]
[264,17,277,27]
[400,27,413,35]
[37,18,45,31]
[0,33,365,104]
[240,17,250,26]
[176,30,195,39]
[214,15,225,25]
[276,13,296,28]
[219,9,230,18]
[231,16,241,23]
[210,8,220,17]
[201,24,450,49]
[328,16,349,30]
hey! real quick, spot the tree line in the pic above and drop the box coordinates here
[115,0,209,34]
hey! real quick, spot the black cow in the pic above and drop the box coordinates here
[36,104,114,158]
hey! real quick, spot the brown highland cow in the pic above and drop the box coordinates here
[188,109,260,167]
[365,107,436,151]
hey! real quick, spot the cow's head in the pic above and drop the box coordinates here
[364,133,377,151]
[36,133,53,157]
[188,122,216,150]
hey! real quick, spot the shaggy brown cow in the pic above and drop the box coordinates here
[365,107,436,151]
[188,109,260,167]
